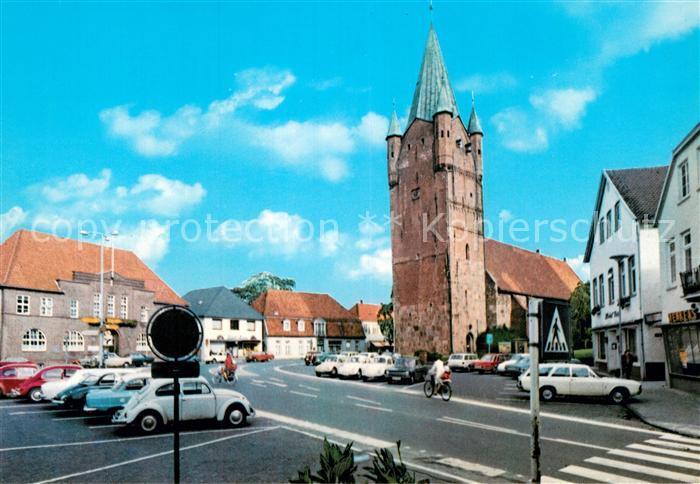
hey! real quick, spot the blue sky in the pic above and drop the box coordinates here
[2,1,699,307]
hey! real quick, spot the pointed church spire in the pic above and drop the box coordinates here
[387,110,402,138]
[408,25,459,124]
[435,81,453,115]
[467,94,483,135]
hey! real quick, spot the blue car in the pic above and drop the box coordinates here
[55,372,120,408]
[84,374,149,412]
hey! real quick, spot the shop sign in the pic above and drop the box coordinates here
[668,309,698,323]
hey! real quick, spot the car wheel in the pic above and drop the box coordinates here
[315,372,322,378]
[29,387,43,402]
[137,411,162,434]
[609,387,630,404]
[410,374,415,384]
[331,368,337,377]
[540,386,556,402]
[225,404,247,428]
[123,363,130,368]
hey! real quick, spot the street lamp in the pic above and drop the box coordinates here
[80,229,119,368]
[610,254,630,377]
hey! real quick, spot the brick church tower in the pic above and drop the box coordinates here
[388,26,487,355]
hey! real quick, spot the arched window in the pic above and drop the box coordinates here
[313,318,326,336]
[22,329,46,352]
[297,320,305,332]
[465,244,470,260]
[63,331,84,351]
[136,333,149,351]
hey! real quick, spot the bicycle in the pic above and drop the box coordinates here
[210,366,238,384]
[424,372,452,401]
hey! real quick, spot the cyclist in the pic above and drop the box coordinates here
[427,358,445,395]
[223,351,237,382]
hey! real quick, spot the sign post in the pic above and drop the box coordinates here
[528,298,542,483]
[486,333,493,353]
[147,306,203,484]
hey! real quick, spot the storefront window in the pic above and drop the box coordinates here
[597,332,607,360]
[665,324,700,377]
[624,327,637,356]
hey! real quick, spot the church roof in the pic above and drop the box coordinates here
[386,111,402,137]
[468,106,483,135]
[408,25,459,124]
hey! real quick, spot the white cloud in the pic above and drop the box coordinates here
[100,67,296,157]
[130,174,206,217]
[567,254,590,281]
[530,88,597,128]
[42,169,111,203]
[1,206,27,238]
[310,77,343,91]
[454,73,517,94]
[491,108,549,153]
[353,112,389,147]
[116,220,171,264]
[319,228,342,257]
[348,247,392,282]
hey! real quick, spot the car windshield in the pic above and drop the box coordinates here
[83,375,99,385]
[349,356,360,363]
[377,357,388,364]
[449,355,461,360]
[326,356,338,362]
[395,358,414,367]
[483,354,496,361]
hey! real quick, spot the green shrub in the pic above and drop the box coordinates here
[362,441,422,484]
[290,438,357,483]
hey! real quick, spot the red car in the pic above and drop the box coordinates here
[0,363,38,397]
[246,352,275,363]
[0,357,32,368]
[473,354,506,374]
[12,364,80,402]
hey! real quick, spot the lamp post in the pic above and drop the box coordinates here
[610,254,630,376]
[80,230,118,367]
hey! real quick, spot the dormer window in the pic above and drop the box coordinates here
[283,319,291,332]
[297,320,305,332]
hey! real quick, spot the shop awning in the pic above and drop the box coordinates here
[105,324,120,331]
[370,340,390,348]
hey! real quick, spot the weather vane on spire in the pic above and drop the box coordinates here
[471,90,475,107]
[429,0,433,23]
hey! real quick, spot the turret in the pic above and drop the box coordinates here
[386,110,402,188]
[467,99,483,175]
[433,82,454,170]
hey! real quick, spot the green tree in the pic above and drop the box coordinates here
[233,272,296,303]
[378,295,394,345]
[569,281,592,349]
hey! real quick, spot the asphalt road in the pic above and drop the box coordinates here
[1,360,699,483]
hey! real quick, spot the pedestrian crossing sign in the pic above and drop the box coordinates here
[541,301,571,360]
[544,307,568,353]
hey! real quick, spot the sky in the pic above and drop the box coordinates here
[1,1,699,307]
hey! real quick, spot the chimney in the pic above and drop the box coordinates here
[536,249,540,254]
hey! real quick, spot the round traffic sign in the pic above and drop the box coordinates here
[147,305,203,362]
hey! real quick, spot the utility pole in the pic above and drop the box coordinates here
[528,298,542,483]
[610,254,629,376]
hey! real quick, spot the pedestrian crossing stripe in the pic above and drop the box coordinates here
[544,307,568,353]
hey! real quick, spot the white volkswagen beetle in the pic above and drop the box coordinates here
[337,355,371,379]
[315,354,346,377]
[518,363,641,404]
[359,355,394,381]
[112,376,255,433]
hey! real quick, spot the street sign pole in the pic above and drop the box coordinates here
[173,375,180,484]
[528,298,542,483]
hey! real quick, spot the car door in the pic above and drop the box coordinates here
[548,366,572,395]
[0,367,20,394]
[569,367,596,396]
[181,382,216,420]
[154,383,176,421]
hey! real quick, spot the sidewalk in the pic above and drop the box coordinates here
[625,381,700,438]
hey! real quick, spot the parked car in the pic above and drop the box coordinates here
[11,365,81,402]
[84,373,150,412]
[359,355,394,381]
[205,350,227,364]
[497,353,528,375]
[473,354,506,374]
[315,354,346,377]
[304,351,321,366]
[337,355,372,379]
[0,357,32,368]
[54,371,125,407]
[313,353,332,366]
[0,363,38,397]
[386,357,429,384]
[129,353,155,367]
[105,353,133,368]
[506,355,531,377]
[518,363,642,404]
[79,353,100,368]
[112,376,255,433]
[246,352,274,363]
[447,353,479,372]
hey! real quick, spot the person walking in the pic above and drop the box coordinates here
[621,349,634,379]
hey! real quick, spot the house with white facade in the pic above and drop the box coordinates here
[183,286,264,360]
[655,123,700,393]
[584,166,668,380]
[349,302,390,351]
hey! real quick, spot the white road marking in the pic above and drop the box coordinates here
[0,426,280,453]
[252,379,266,384]
[269,377,284,383]
[560,464,653,483]
[53,415,103,421]
[289,390,318,398]
[346,395,381,406]
[496,398,524,402]
[250,383,267,388]
[0,402,53,408]
[88,424,122,429]
[586,456,699,483]
[268,381,288,388]
[34,427,278,484]
[404,459,478,483]
[660,433,700,446]
[627,443,700,460]
[9,409,74,415]
[298,384,320,392]
[354,403,392,413]
[645,438,700,452]
[437,457,505,477]
[540,476,576,484]
[609,448,700,470]
[256,409,394,448]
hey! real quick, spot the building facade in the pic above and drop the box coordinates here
[253,290,365,359]
[183,286,264,359]
[388,26,487,355]
[0,230,185,363]
[655,123,700,392]
[349,302,390,351]
[584,167,668,380]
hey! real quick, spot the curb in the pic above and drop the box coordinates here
[624,402,700,438]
